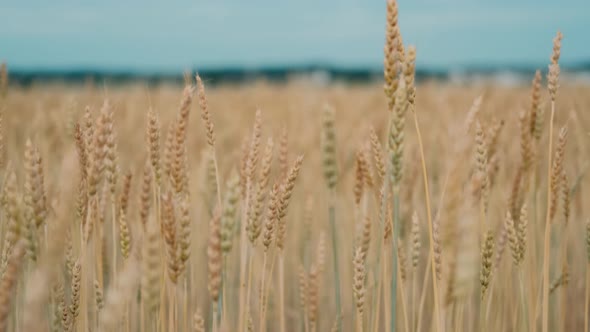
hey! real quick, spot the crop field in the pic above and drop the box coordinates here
[0,1,589,332]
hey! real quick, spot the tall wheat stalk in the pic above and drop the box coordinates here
[586,262,589,332]
[411,105,442,332]
[586,221,590,332]
[390,190,400,332]
[541,110,553,332]
[329,191,341,326]
[321,105,341,331]
[542,31,562,332]
[371,181,388,332]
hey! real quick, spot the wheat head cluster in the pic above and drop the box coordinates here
[0,1,589,332]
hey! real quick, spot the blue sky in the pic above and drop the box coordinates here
[1,1,589,71]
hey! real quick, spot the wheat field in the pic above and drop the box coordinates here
[0,2,589,332]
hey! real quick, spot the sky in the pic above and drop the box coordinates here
[1,1,589,72]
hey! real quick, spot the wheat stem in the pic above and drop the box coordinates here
[372,179,388,332]
[518,268,529,332]
[258,252,269,332]
[416,256,431,332]
[111,201,117,285]
[542,100,556,332]
[585,263,589,332]
[238,181,253,332]
[279,254,286,332]
[411,106,442,332]
[244,244,254,331]
[398,258,410,332]
[390,191,400,332]
[329,190,342,331]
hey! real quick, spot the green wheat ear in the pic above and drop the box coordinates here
[321,105,338,190]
